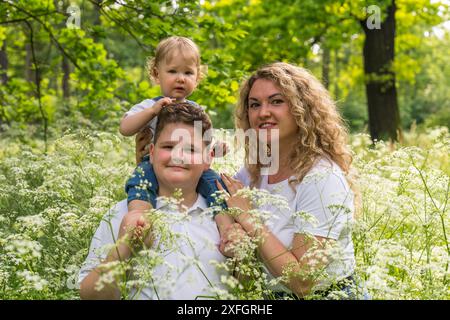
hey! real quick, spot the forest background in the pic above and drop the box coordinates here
[0,0,449,300]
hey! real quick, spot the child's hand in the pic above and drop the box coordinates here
[212,141,229,158]
[118,210,154,254]
[153,97,174,114]
[219,223,248,258]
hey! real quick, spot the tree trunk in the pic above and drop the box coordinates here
[322,44,330,89]
[25,47,42,97]
[360,0,400,142]
[0,40,6,127]
[54,0,71,98]
[62,55,70,98]
[0,40,7,85]
[92,0,102,41]
[93,0,102,25]
[25,43,35,83]
[333,48,340,101]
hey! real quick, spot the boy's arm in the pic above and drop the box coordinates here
[128,199,152,211]
[80,209,154,300]
[79,241,131,300]
[215,213,234,238]
[119,97,173,136]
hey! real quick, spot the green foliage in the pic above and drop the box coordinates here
[0,0,448,134]
[0,0,248,133]
[398,32,450,128]
[0,0,449,299]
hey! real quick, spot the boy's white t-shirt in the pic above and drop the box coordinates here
[234,158,356,291]
[78,195,227,300]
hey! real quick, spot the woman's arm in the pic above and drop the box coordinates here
[241,217,329,296]
[219,174,330,297]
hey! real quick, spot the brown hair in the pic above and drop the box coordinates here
[235,62,353,188]
[146,36,205,82]
[154,102,212,146]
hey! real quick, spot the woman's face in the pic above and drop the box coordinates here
[247,78,298,146]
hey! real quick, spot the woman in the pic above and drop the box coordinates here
[217,62,365,299]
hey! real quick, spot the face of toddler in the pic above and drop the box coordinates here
[154,50,199,101]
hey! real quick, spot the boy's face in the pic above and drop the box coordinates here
[149,123,211,192]
[154,51,199,100]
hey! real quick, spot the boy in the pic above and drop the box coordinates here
[79,103,228,299]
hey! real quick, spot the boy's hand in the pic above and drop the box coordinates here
[153,97,174,114]
[117,210,154,259]
[219,223,248,258]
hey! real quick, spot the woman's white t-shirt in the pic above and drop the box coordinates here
[234,158,356,291]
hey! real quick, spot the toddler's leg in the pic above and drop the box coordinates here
[125,155,159,208]
[196,169,229,212]
[199,170,235,256]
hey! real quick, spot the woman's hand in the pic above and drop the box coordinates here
[212,141,229,158]
[219,223,249,258]
[216,173,251,211]
[215,173,257,236]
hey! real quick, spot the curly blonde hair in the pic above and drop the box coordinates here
[235,62,353,187]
